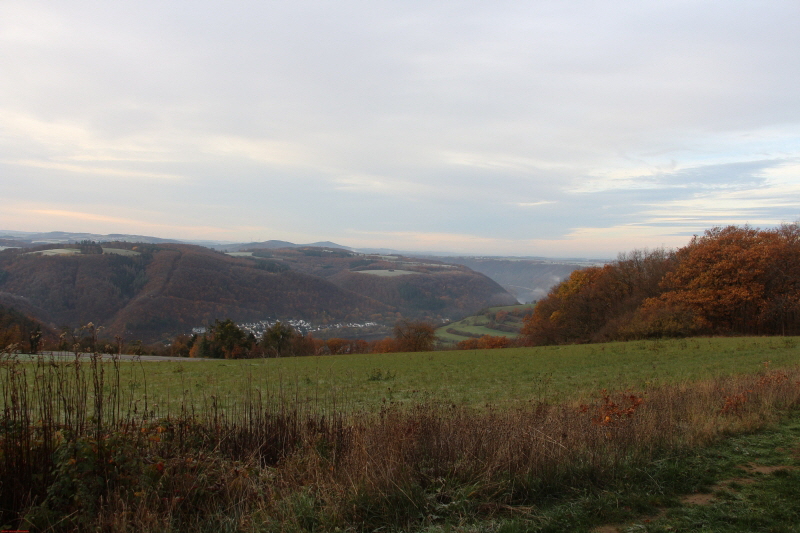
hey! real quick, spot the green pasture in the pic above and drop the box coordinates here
[436,312,521,343]
[436,324,518,342]
[102,247,140,256]
[24,248,79,256]
[55,336,800,413]
[486,303,535,313]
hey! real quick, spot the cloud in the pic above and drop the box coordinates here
[6,160,185,181]
[516,201,556,207]
[204,136,308,167]
[2,1,800,256]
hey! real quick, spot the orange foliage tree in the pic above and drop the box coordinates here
[456,335,512,350]
[393,320,436,352]
[649,225,800,335]
[522,224,800,345]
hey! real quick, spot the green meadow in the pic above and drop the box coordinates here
[6,336,800,532]
[436,304,534,344]
[114,336,800,412]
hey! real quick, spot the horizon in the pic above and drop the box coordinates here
[2,2,799,257]
[0,228,615,261]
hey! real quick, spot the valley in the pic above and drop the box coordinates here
[0,236,519,343]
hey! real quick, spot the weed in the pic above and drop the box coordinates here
[2,341,800,531]
[367,368,397,381]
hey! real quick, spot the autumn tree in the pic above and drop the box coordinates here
[393,319,436,352]
[521,265,627,344]
[521,248,676,344]
[325,337,369,355]
[193,319,254,359]
[649,225,800,335]
[522,224,800,344]
[369,337,397,353]
[456,335,511,350]
[261,321,297,357]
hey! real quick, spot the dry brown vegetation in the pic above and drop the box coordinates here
[2,348,799,532]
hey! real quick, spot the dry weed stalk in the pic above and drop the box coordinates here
[1,347,799,531]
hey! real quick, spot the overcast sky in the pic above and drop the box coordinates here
[2,1,799,257]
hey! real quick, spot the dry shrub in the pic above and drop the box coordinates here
[2,349,800,532]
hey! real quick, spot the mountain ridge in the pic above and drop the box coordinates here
[0,241,516,342]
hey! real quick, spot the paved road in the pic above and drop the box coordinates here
[16,351,208,362]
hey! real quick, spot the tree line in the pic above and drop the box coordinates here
[155,318,516,357]
[161,319,440,358]
[1,311,519,357]
[9,223,792,356]
[521,224,800,345]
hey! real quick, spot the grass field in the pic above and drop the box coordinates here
[486,303,536,313]
[4,336,800,532]
[102,247,141,256]
[436,304,534,344]
[436,315,519,343]
[24,248,79,256]
[89,336,800,413]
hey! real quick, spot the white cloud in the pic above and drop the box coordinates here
[1,1,800,256]
[6,160,185,181]
[516,201,555,208]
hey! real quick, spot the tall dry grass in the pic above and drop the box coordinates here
[2,348,799,532]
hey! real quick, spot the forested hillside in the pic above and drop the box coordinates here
[0,243,514,342]
[227,247,517,318]
[522,224,800,344]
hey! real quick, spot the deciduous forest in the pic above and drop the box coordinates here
[522,224,800,345]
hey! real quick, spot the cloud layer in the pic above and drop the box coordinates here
[2,1,799,256]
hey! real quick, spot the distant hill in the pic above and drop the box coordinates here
[230,247,517,316]
[0,242,516,342]
[211,240,352,252]
[0,230,183,246]
[1,230,604,312]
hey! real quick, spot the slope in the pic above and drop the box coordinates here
[0,243,391,342]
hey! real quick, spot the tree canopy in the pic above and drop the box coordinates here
[522,224,800,344]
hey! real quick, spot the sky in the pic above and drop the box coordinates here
[2,1,800,258]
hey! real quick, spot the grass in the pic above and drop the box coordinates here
[24,248,79,256]
[102,247,141,256]
[436,316,519,343]
[639,420,800,532]
[101,336,800,412]
[486,304,536,313]
[3,338,800,532]
[416,413,800,533]
[437,306,533,344]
